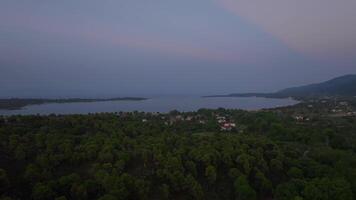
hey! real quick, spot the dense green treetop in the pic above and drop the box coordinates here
[0,106,356,199]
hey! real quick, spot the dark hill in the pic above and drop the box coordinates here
[207,74,356,99]
[275,74,356,97]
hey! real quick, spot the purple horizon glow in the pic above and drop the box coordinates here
[1,0,355,98]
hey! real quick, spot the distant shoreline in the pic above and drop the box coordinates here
[203,93,274,98]
[0,97,148,110]
[202,93,298,100]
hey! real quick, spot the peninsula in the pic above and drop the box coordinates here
[0,97,148,110]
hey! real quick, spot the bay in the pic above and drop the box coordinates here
[0,96,298,115]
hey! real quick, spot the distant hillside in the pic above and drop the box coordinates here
[207,74,356,99]
[275,74,356,97]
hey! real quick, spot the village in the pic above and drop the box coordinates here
[54,97,356,135]
[269,97,356,123]
[140,112,240,132]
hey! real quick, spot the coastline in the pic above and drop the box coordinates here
[0,97,148,110]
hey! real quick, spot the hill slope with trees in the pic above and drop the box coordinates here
[208,74,356,99]
[1,107,356,200]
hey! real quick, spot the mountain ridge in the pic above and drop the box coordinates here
[206,74,356,99]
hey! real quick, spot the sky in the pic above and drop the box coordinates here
[1,0,356,98]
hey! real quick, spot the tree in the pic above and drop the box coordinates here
[70,183,88,200]
[303,178,353,200]
[236,154,252,175]
[205,165,217,184]
[85,179,101,198]
[0,168,9,190]
[97,194,117,200]
[159,184,170,200]
[254,170,272,194]
[184,161,197,177]
[185,175,204,200]
[234,176,256,200]
[24,164,41,182]
[58,173,80,194]
[275,180,304,200]
[134,179,150,200]
[32,183,55,200]
[54,196,67,200]
[287,167,303,179]
[229,168,242,179]
[0,196,13,200]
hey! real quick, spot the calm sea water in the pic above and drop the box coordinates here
[0,97,298,115]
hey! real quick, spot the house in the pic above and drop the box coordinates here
[216,115,225,123]
[151,112,160,116]
[216,116,226,120]
[331,109,343,113]
[199,120,206,124]
[176,115,184,120]
[169,117,177,125]
[294,115,304,121]
[218,119,226,124]
[221,123,236,131]
[294,115,311,122]
[339,102,349,106]
[186,116,194,121]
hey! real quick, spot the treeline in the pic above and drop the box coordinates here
[0,109,356,200]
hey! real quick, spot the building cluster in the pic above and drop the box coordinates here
[294,115,310,122]
[329,101,356,117]
[216,115,236,131]
[164,114,207,126]
[140,112,239,132]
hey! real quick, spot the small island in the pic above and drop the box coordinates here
[0,97,148,110]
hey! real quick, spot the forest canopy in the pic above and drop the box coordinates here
[0,108,356,200]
